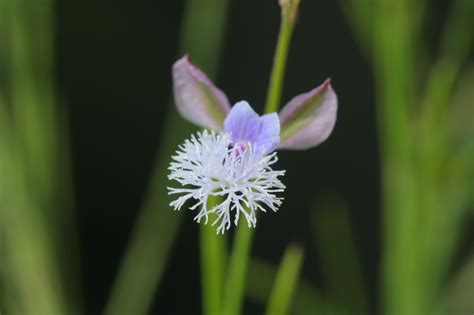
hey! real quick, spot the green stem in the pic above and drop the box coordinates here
[200,197,227,315]
[311,198,369,315]
[264,0,299,114]
[221,222,255,315]
[372,2,428,315]
[222,2,300,315]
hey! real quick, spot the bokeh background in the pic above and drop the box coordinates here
[0,0,472,315]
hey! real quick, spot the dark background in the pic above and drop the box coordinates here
[55,0,460,314]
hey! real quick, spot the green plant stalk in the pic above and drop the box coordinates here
[264,245,304,315]
[199,197,227,315]
[415,1,474,312]
[311,198,369,315]
[264,0,299,114]
[221,220,255,315]
[103,1,229,314]
[375,11,421,315]
[222,2,300,315]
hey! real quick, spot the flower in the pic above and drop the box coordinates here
[168,129,285,234]
[168,55,338,233]
[168,100,285,234]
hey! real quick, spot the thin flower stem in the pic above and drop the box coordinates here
[221,221,255,315]
[264,0,300,114]
[222,2,300,315]
[200,198,227,315]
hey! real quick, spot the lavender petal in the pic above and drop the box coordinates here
[224,101,280,154]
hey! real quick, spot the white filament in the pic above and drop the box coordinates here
[168,130,285,234]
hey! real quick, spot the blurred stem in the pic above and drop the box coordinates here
[264,245,304,315]
[199,198,227,315]
[416,0,474,312]
[247,258,325,315]
[370,2,424,315]
[103,1,229,315]
[421,0,474,126]
[339,0,373,56]
[221,221,254,315]
[264,0,300,114]
[222,2,300,315]
[341,1,472,315]
[0,109,65,315]
[1,0,79,313]
[311,197,369,315]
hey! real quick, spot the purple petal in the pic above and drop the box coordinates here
[278,79,337,150]
[255,113,280,153]
[172,55,231,130]
[224,101,280,153]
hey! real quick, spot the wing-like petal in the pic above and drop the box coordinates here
[278,79,337,150]
[172,55,231,130]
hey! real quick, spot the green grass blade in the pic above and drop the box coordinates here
[0,103,66,315]
[311,197,369,315]
[247,258,326,315]
[264,244,304,315]
[0,0,81,313]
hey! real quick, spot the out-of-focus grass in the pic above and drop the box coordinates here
[264,244,304,315]
[103,1,229,314]
[311,197,368,315]
[441,255,474,314]
[341,0,474,314]
[0,1,81,314]
[247,258,326,315]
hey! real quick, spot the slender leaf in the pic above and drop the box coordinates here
[264,244,304,315]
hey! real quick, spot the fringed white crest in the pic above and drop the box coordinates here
[168,130,285,234]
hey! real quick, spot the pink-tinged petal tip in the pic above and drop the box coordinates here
[172,55,231,130]
[278,79,337,150]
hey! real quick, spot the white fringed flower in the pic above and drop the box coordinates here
[170,56,338,234]
[168,130,285,234]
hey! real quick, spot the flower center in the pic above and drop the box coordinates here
[233,141,250,156]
